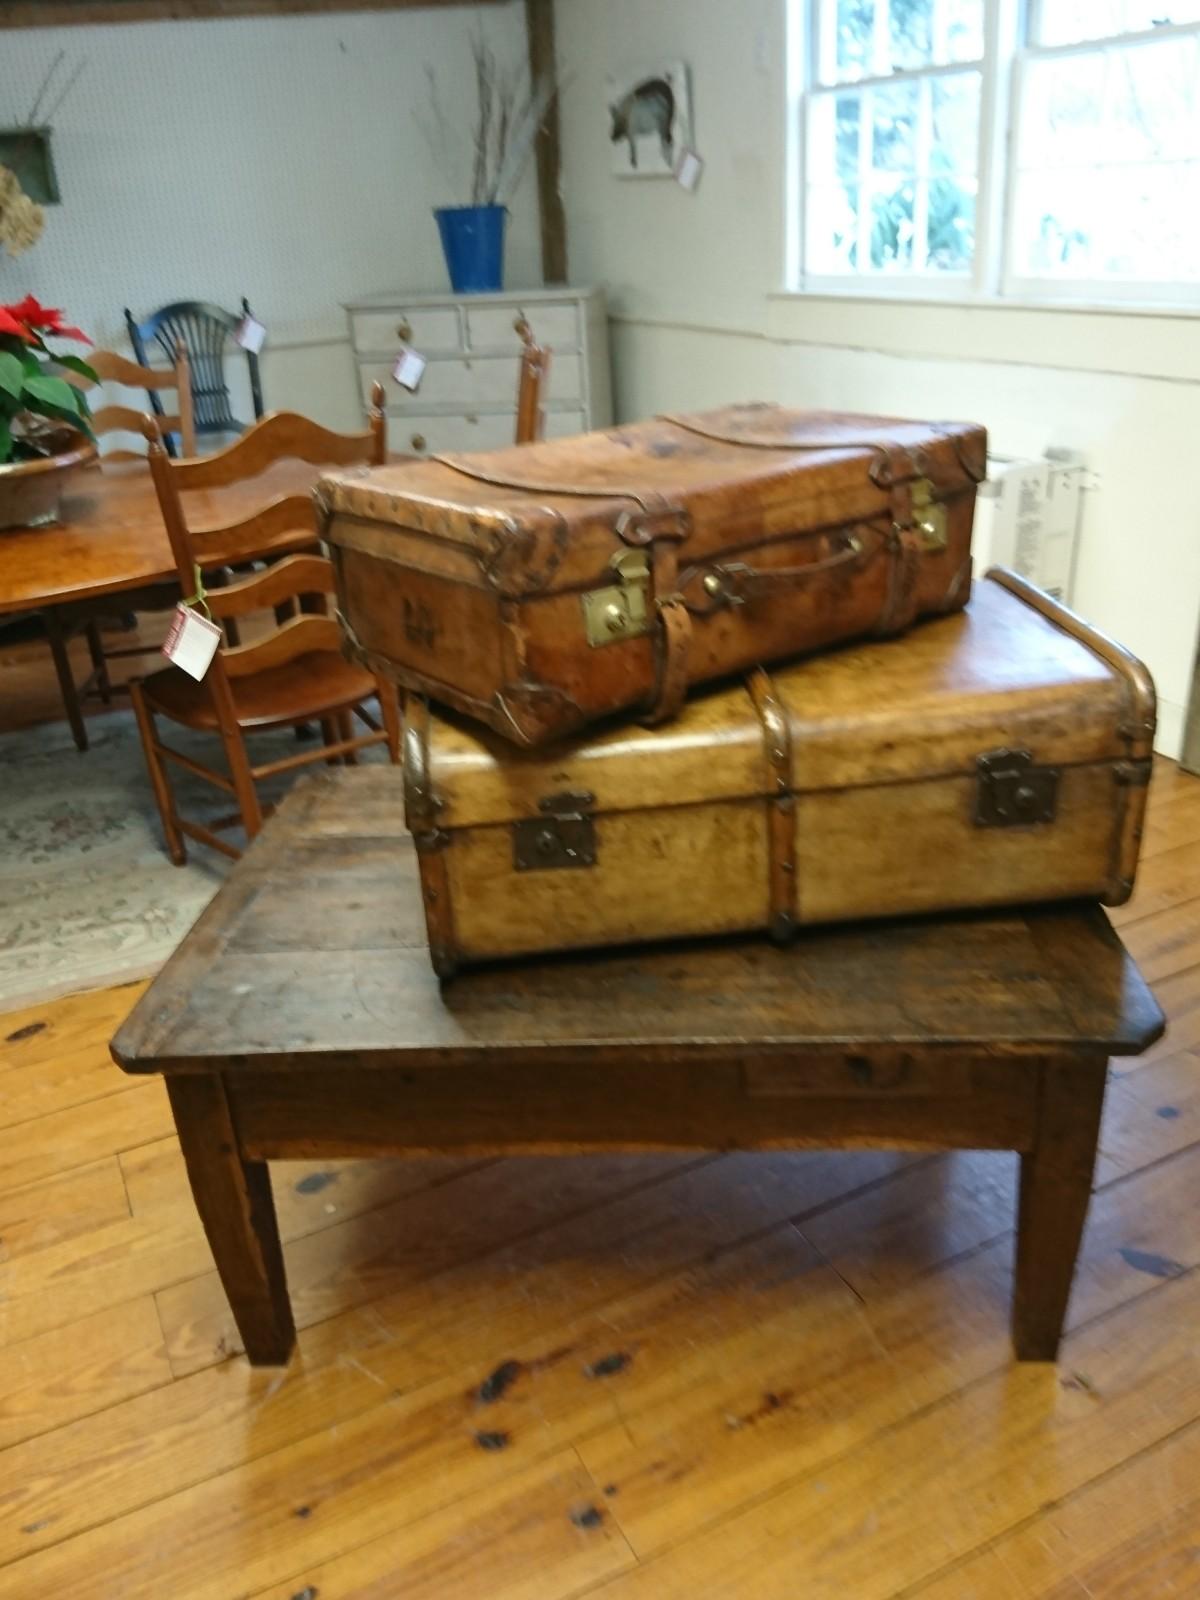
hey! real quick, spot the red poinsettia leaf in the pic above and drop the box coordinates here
[48,324,92,345]
[0,308,33,341]
[6,294,61,326]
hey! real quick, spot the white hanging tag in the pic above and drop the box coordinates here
[392,346,426,392]
[674,147,705,193]
[162,603,222,681]
[235,315,267,354]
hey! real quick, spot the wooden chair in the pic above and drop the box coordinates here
[43,344,197,747]
[71,344,196,461]
[125,298,264,441]
[130,388,400,864]
[514,316,551,444]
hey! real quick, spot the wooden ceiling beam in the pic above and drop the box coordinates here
[0,0,502,27]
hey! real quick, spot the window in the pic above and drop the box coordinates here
[793,0,1200,304]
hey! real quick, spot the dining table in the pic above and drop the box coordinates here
[0,457,367,751]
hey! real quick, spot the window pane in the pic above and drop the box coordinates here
[807,183,862,271]
[927,178,977,267]
[834,0,874,82]
[836,95,861,181]
[818,0,982,84]
[869,179,916,269]
[1037,1,1200,46]
[805,67,980,277]
[889,0,933,70]
[872,81,918,171]
[1013,37,1200,279]
[931,73,980,172]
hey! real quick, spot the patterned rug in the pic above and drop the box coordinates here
[0,709,388,1013]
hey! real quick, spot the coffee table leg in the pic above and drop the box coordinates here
[166,1074,296,1366]
[1013,1054,1108,1361]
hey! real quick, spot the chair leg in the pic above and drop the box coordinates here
[320,717,341,766]
[219,724,265,842]
[131,681,186,866]
[85,620,114,704]
[378,683,402,764]
[43,608,88,753]
[337,709,358,765]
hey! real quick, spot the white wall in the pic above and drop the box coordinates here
[0,2,541,431]
[556,0,1200,757]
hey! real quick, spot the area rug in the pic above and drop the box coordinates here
[0,710,388,1013]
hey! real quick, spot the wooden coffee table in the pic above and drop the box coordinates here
[111,767,1164,1367]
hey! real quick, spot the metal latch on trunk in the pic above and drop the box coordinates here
[975,749,1059,827]
[513,791,597,871]
[911,478,948,552]
[582,550,651,647]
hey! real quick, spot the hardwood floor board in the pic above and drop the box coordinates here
[0,1298,169,1453]
[0,1201,214,1351]
[906,1416,1200,1598]
[1094,1049,1200,1182]
[122,1136,489,1243]
[0,1076,172,1199]
[1119,899,1200,985]
[0,984,148,1131]
[9,1140,1192,1600]
[797,1147,1017,1299]
[0,1158,129,1260]
[0,1155,903,1568]
[155,1153,718,1377]
[1108,837,1200,929]
[573,1140,1200,1564]
[246,1449,636,1600]
[576,1260,1200,1598]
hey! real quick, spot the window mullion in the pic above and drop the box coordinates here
[914,77,933,270]
[859,85,876,271]
[975,0,1020,295]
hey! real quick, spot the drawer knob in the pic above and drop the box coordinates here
[397,319,412,343]
[410,433,427,452]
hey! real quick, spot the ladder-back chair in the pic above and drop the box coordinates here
[131,387,399,864]
[125,297,264,440]
[46,344,197,750]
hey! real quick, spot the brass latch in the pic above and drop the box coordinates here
[581,550,651,647]
[975,749,1059,827]
[512,791,597,871]
[911,478,948,552]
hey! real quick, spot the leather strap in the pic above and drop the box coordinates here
[875,526,924,635]
[644,597,692,725]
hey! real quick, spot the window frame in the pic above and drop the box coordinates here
[790,0,1200,311]
[1003,13,1200,305]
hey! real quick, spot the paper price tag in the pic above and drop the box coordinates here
[392,346,427,392]
[674,147,705,193]
[235,315,267,354]
[162,604,222,681]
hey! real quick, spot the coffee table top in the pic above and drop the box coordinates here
[112,768,1164,1076]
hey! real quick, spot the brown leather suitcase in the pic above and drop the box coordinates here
[402,570,1155,977]
[320,404,986,747]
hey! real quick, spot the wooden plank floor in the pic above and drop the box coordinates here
[1,681,1199,1592]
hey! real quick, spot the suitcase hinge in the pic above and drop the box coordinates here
[975,749,1059,827]
[513,791,597,871]
[582,550,652,647]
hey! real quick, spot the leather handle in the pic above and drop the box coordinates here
[686,526,878,611]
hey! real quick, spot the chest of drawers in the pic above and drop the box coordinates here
[344,285,612,457]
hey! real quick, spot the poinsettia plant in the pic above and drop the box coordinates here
[0,296,96,465]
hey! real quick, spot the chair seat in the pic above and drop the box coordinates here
[142,651,377,731]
